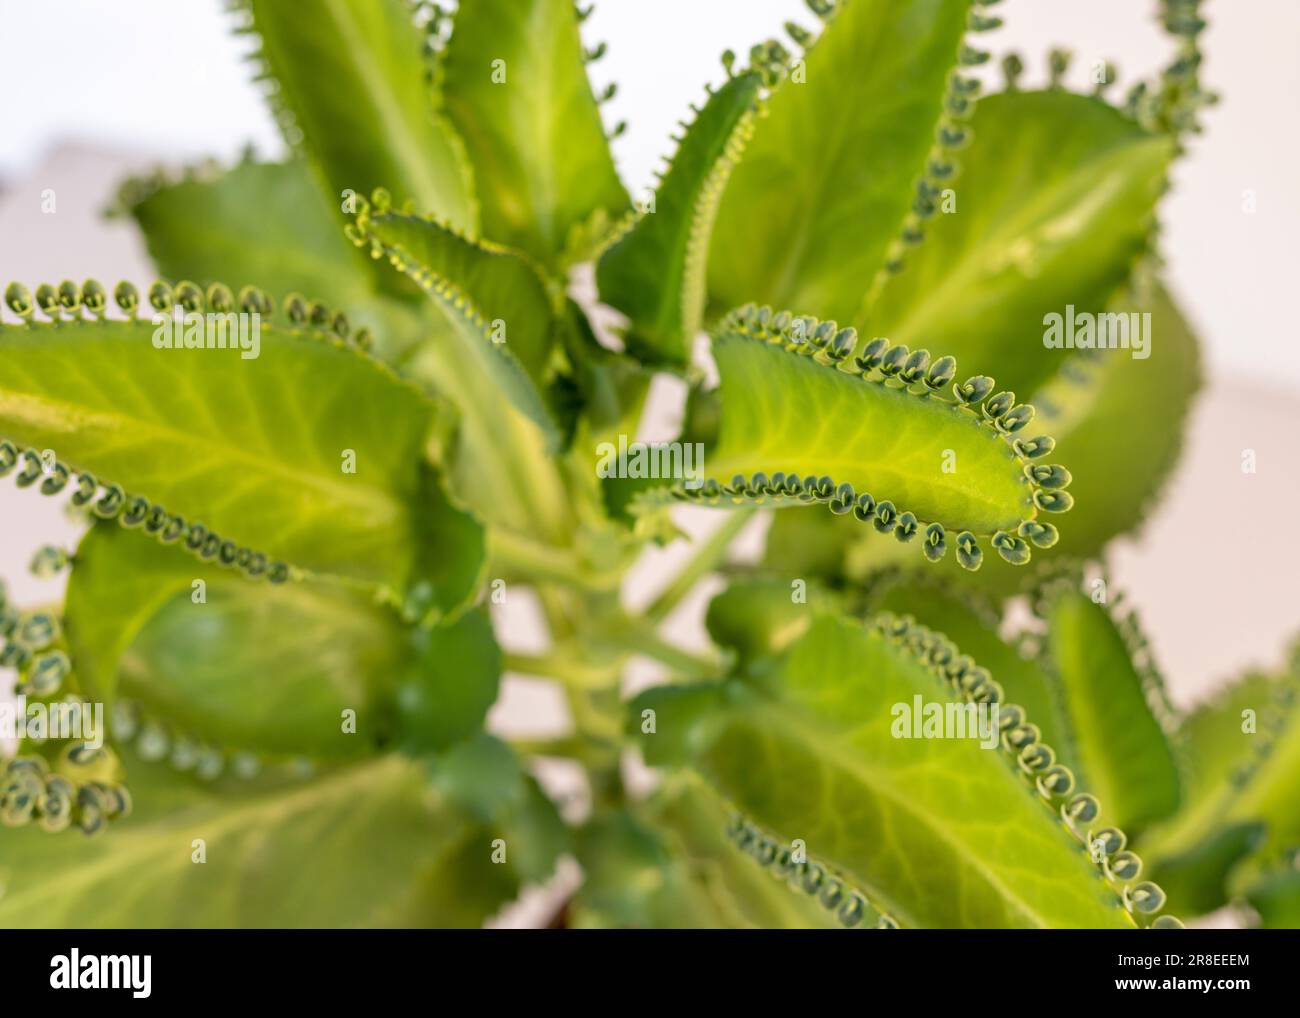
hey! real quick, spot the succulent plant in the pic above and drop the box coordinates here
[3,0,1291,931]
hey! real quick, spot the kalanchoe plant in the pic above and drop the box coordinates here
[2,0,1290,930]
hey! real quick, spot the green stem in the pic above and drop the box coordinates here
[646,509,757,623]
[488,529,622,591]
[616,618,726,679]
[506,736,590,760]
[502,651,615,689]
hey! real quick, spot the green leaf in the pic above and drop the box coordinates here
[395,612,502,754]
[442,0,628,267]
[1148,822,1264,919]
[1034,579,1181,832]
[0,753,528,927]
[1144,660,1300,871]
[429,734,570,884]
[1172,671,1281,818]
[627,308,1074,572]
[348,208,573,540]
[597,73,762,366]
[860,91,1174,398]
[634,613,1156,928]
[761,499,862,581]
[64,526,495,754]
[763,283,1201,596]
[574,777,843,929]
[118,159,429,357]
[708,0,972,323]
[1242,865,1300,928]
[704,576,830,678]
[239,0,475,231]
[66,524,401,742]
[120,160,363,301]
[355,208,556,384]
[869,573,1068,751]
[0,296,478,606]
[1011,283,1201,564]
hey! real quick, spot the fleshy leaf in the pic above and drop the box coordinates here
[620,306,1073,572]
[762,283,1200,594]
[704,576,831,679]
[1148,822,1265,919]
[346,205,573,540]
[0,753,535,927]
[1009,283,1201,565]
[442,0,629,267]
[117,159,429,354]
[429,734,570,885]
[1243,864,1300,929]
[596,72,762,366]
[64,526,496,752]
[860,90,1174,398]
[0,286,481,608]
[353,207,555,384]
[237,0,475,230]
[708,0,973,323]
[634,613,1163,928]
[574,777,844,929]
[869,572,1068,751]
[1033,575,1181,832]
[1143,656,1300,892]
[395,612,502,755]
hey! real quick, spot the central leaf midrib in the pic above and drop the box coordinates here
[0,388,403,524]
[0,758,444,917]
[869,135,1166,341]
[320,0,450,213]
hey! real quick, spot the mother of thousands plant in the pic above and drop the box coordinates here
[2,0,1294,930]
